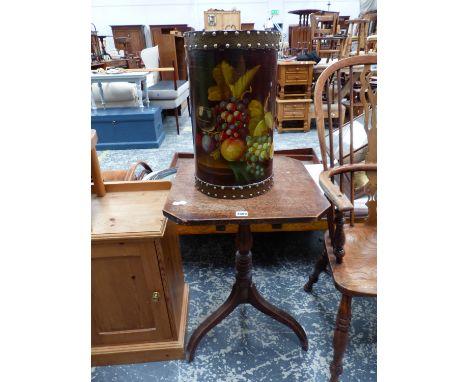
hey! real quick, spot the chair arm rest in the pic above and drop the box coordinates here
[319,163,376,212]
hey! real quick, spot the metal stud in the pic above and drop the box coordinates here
[226,43,230,48]
[207,192,210,195]
[265,44,269,47]
[224,31,228,35]
[248,43,251,48]
[232,187,235,190]
[257,31,260,35]
[214,43,218,48]
[212,31,216,36]
[194,44,198,48]
[257,43,261,47]
[250,194,253,197]
[221,186,224,190]
[184,44,187,48]
[214,194,217,197]
[247,30,251,34]
[202,32,206,36]
[214,186,217,190]
[189,45,192,49]
[203,44,207,49]
[223,195,226,198]
[237,43,241,48]
[232,195,236,198]
[235,31,239,35]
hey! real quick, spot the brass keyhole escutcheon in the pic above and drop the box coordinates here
[152,291,160,302]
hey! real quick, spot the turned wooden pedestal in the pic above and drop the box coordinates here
[163,157,330,361]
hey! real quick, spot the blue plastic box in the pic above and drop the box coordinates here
[91,107,165,150]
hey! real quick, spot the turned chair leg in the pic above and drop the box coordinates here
[330,294,352,382]
[304,246,329,292]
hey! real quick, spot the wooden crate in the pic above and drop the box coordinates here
[91,181,189,365]
[204,10,241,31]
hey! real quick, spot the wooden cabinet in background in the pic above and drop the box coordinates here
[111,25,147,59]
[91,181,189,366]
[277,60,315,98]
[276,60,315,133]
[150,25,193,81]
[276,98,312,133]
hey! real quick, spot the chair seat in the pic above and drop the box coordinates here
[325,224,376,297]
[148,87,190,109]
[147,80,189,100]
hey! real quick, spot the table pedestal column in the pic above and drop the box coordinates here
[186,224,308,362]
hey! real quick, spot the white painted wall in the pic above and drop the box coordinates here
[92,0,361,55]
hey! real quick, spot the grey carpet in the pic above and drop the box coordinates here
[92,110,377,381]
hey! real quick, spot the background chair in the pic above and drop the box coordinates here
[140,46,160,87]
[340,19,370,58]
[303,55,377,382]
[140,46,191,135]
[310,13,342,62]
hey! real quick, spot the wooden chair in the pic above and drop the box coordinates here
[303,55,377,382]
[362,11,377,36]
[310,13,342,61]
[340,19,370,58]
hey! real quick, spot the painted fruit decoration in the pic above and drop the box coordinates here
[198,60,274,183]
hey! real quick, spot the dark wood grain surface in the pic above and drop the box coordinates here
[163,156,330,226]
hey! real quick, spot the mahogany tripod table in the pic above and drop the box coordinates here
[163,156,330,361]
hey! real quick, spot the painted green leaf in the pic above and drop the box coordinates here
[229,65,260,99]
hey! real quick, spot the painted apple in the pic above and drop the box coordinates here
[220,138,246,161]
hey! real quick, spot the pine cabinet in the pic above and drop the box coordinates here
[91,181,189,366]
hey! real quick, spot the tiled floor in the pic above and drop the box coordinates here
[92,110,377,381]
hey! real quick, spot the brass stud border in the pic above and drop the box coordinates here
[194,175,274,199]
[184,30,281,51]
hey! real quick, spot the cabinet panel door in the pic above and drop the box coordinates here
[92,241,173,346]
